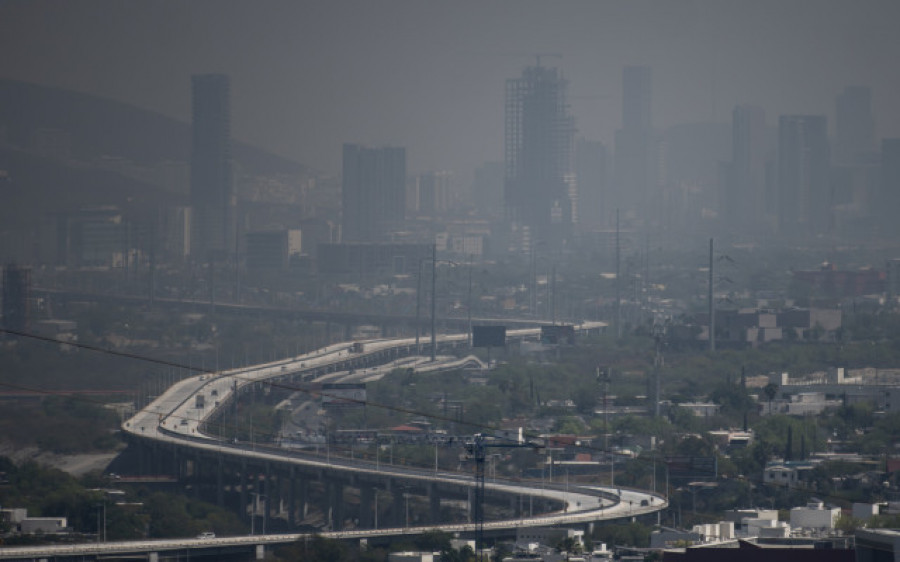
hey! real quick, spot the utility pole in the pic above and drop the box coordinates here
[709,238,715,352]
[430,243,437,362]
[467,256,473,347]
[551,261,556,324]
[415,258,422,352]
[597,367,613,486]
[615,210,621,338]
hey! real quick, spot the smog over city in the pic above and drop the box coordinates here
[2,1,900,560]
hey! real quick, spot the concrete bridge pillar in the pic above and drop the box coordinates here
[192,452,201,498]
[467,487,474,523]
[392,487,405,527]
[263,462,271,533]
[343,323,353,341]
[216,454,224,507]
[288,467,296,529]
[328,480,345,531]
[298,478,309,520]
[240,459,249,522]
[428,482,441,524]
[359,485,375,529]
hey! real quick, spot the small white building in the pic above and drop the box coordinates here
[852,502,880,520]
[691,521,735,541]
[745,517,790,538]
[763,460,815,488]
[516,527,584,549]
[679,402,720,417]
[388,552,437,562]
[789,501,840,531]
[19,517,68,534]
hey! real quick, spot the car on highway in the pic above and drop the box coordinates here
[196,531,215,539]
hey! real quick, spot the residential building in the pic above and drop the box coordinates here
[789,501,840,531]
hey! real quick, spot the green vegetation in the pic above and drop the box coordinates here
[0,457,246,541]
[271,531,475,562]
[0,396,120,453]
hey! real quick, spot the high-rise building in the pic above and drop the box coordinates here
[835,86,875,165]
[504,64,576,251]
[777,115,831,237]
[341,144,406,242]
[721,105,766,233]
[472,161,504,219]
[2,264,31,333]
[575,139,609,231]
[190,74,235,261]
[411,171,451,216]
[614,66,653,222]
[880,139,900,237]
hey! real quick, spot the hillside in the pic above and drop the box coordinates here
[0,78,311,176]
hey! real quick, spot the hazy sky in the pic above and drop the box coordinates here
[3,0,900,180]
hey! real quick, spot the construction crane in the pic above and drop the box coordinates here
[464,431,542,556]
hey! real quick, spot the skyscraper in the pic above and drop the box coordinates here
[835,86,875,165]
[722,105,766,233]
[341,143,406,242]
[575,139,609,231]
[504,64,576,250]
[2,264,30,333]
[880,139,900,237]
[614,66,653,222]
[190,74,235,261]
[777,115,830,237]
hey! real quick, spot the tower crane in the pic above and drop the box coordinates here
[464,431,542,556]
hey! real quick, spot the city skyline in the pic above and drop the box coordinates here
[3,1,900,181]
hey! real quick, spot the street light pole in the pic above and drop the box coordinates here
[430,243,437,362]
[415,258,422,353]
[467,256,473,348]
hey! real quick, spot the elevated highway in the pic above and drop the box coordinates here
[0,322,668,560]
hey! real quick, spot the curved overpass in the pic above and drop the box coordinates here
[1,322,667,558]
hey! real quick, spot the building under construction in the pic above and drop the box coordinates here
[504,64,577,252]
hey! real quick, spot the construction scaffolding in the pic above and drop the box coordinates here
[504,63,577,252]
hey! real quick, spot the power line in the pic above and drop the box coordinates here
[3,326,862,511]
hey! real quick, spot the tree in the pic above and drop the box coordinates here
[763,383,779,415]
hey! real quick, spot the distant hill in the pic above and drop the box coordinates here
[0,78,312,176]
[0,145,183,231]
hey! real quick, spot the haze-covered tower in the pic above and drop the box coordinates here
[504,64,576,251]
[835,86,875,165]
[190,73,235,261]
[341,144,406,242]
[777,115,830,237]
[2,264,31,333]
[614,66,653,223]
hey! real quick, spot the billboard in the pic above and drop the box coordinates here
[540,324,576,345]
[664,456,718,480]
[473,325,506,347]
[321,383,367,408]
